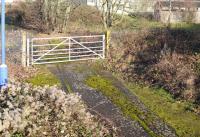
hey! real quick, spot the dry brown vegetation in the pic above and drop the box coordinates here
[6,1,46,31]
[107,29,200,104]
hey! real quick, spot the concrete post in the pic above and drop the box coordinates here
[22,31,27,67]
[27,38,30,67]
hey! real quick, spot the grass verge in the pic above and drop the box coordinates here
[86,76,160,137]
[26,67,60,87]
[127,83,200,137]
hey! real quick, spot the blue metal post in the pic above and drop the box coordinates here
[0,0,8,87]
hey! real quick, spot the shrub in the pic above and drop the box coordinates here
[70,5,102,25]
[0,80,116,137]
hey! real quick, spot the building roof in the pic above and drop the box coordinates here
[156,0,200,8]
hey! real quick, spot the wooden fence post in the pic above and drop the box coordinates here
[22,31,27,67]
[102,35,106,59]
[106,29,111,57]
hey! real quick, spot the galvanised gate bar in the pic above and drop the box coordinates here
[28,35,106,65]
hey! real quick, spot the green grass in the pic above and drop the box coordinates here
[48,39,67,49]
[27,68,60,87]
[86,75,200,137]
[0,24,16,30]
[67,21,104,33]
[86,76,162,137]
[68,13,200,34]
[11,133,24,137]
[114,16,164,30]
[114,16,200,31]
[127,83,200,137]
[171,23,200,31]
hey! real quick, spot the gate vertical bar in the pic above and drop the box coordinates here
[31,39,34,65]
[69,38,71,61]
[102,35,106,59]
[27,38,30,67]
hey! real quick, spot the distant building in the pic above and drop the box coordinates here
[87,0,98,7]
[4,0,25,3]
[6,0,13,3]
[154,0,200,23]
[86,0,155,14]
[1,0,26,5]
[86,0,200,23]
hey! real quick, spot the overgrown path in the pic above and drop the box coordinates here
[48,62,177,137]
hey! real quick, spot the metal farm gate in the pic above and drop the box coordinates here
[27,35,105,65]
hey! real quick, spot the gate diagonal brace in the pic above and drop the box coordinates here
[70,38,103,59]
[33,38,69,63]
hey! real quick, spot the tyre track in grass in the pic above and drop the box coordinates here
[48,62,177,137]
[97,72,177,137]
[49,63,149,137]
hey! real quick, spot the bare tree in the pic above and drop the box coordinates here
[20,0,77,32]
[168,0,172,25]
[42,0,76,32]
[98,0,129,54]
